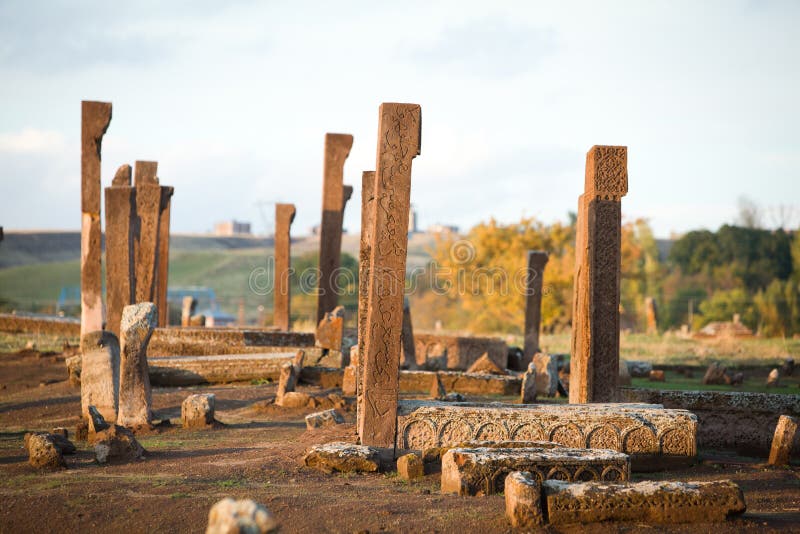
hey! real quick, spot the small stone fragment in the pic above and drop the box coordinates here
[75,421,89,442]
[92,424,146,463]
[703,362,728,385]
[88,405,110,434]
[397,452,424,480]
[189,314,206,326]
[430,373,447,400]
[182,393,216,428]
[768,415,798,466]
[24,432,76,455]
[505,471,543,528]
[206,498,279,534]
[444,392,465,402]
[649,370,665,382]
[543,479,746,524]
[626,360,653,378]
[293,349,306,367]
[66,355,82,387]
[276,361,299,405]
[728,372,744,386]
[28,433,66,470]
[520,362,537,403]
[316,306,344,351]
[303,442,380,474]
[51,427,68,439]
[532,352,558,396]
[305,409,345,429]
[279,391,312,408]
[766,368,781,387]
[780,357,795,377]
[618,359,631,386]
[466,352,507,375]
[342,365,357,396]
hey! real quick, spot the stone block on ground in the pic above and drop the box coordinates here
[316,306,344,351]
[649,370,666,382]
[627,360,653,378]
[75,421,89,442]
[66,355,82,387]
[305,409,345,429]
[275,361,299,405]
[703,362,728,385]
[27,433,66,470]
[342,365,357,396]
[278,391,312,408]
[206,498,279,534]
[441,446,630,496]
[466,352,507,375]
[766,368,781,387]
[768,415,798,466]
[80,330,120,422]
[25,432,76,456]
[532,352,558,396]
[397,452,424,480]
[543,479,746,524]
[182,393,216,428]
[92,424,146,463]
[88,405,110,434]
[520,363,537,403]
[505,471,543,528]
[781,357,795,377]
[302,442,380,474]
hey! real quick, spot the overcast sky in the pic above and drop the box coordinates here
[1,0,798,238]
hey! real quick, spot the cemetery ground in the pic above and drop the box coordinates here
[1,337,798,532]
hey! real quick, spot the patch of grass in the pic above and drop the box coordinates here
[214,478,245,488]
[630,370,799,395]
[250,378,273,386]
[169,492,192,499]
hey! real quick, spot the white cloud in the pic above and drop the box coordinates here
[0,129,66,154]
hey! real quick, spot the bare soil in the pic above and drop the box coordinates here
[1,349,798,533]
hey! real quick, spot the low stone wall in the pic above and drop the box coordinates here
[413,334,507,371]
[620,387,800,456]
[146,327,315,356]
[0,313,80,337]
[400,370,520,396]
[396,400,697,469]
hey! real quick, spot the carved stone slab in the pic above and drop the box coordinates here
[104,164,134,337]
[543,479,746,524]
[357,171,376,434]
[80,331,120,422]
[146,327,314,356]
[413,333,507,371]
[396,401,697,463]
[441,446,630,496]
[359,103,421,448]
[523,251,548,366]
[273,203,296,331]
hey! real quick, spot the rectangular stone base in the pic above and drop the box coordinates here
[544,479,746,524]
[413,334,507,371]
[442,447,629,496]
[397,401,697,467]
[146,327,315,357]
[400,370,520,396]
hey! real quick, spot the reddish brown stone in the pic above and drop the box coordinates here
[181,296,196,327]
[357,170,376,435]
[570,146,628,403]
[645,297,658,334]
[505,471,543,528]
[155,184,173,327]
[397,452,424,480]
[105,164,134,337]
[523,251,548,367]
[274,203,296,331]
[133,161,161,305]
[768,415,798,466]
[80,100,112,339]
[316,133,353,323]
[649,370,666,382]
[316,306,344,351]
[413,334,507,371]
[358,103,421,448]
[401,297,416,369]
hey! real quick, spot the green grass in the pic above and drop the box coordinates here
[631,372,799,395]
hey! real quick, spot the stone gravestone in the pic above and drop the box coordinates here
[80,331,120,422]
[117,303,158,427]
[181,296,197,327]
[156,181,173,327]
[523,251,549,367]
[358,103,422,448]
[105,164,134,337]
[401,297,417,369]
[316,133,353,323]
[80,100,112,339]
[133,162,162,305]
[768,415,798,466]
[569,146,628,404]
[356,170,376,434]
[273,203,296,331]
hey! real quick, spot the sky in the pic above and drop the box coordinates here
[0,0,798,238]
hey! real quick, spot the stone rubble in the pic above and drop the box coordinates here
[302,442,380,474]
[505,471,543,528]
[206,498,279,534]
[182,393,216,429]
[305,409,345,429]
[397,452,424,480]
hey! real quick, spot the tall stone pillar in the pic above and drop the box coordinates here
[569,146,628,404]
[401,297,416,369]
[274,203,296,331]
[316,133,353,323]
[156,185,173,327]
[133,161,161,304]
[80,100,112,339]
[357,170,376,435]
[522,251,549,367]
[105,164,135,337]
[358,103,421,448]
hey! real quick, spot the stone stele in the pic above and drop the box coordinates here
[182,393,216,429]
[505,471,543,528]
[522,251,549,367]
[117,302,158,427]
[273,203,296,331]
[441,446,630,496]
[80,330,120,422]
[396,401,697,465]
[768,414,798,466]
[543,479,746,524]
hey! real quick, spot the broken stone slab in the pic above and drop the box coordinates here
[505,471,543,528]
[80,330,120,422]
[87,405,110,434]
[182,393,216,428]
[766,368,781,387]
[430,373,447,400]
[279,392,312,408]
[422,440,561,469]
[275,361,299,405]
[401,370,521,396]
[316,306,344,351]
[305,409,345,429]
[466,353,507,375]
[543,479,746,524]
[441,446,630,496]
[206,498,279,534]
[93,424,146,463]
[532,353,558,397]
[396,401,697,468]
[117,303,157,427]
[520,363,537,404]
[768,415,798,466]
[397,452,424,480]
[626,360,653,378]
[24,432,76,456]
[27,433,66,470]
[703,362,728,385]
[302,442,380,474]
[413,334,507,371]
[146,327,315,357]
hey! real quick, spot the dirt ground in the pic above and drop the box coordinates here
[1,349,799,534]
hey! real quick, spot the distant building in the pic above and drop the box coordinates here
[408,205,418,234]
[214,220,251,236]
[427,224,459,235]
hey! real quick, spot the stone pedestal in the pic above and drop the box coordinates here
[273,203,296,331]
[570,146,628,403]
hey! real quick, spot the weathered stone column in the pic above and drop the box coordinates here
[316,133,353,323]
[104,164,134,337]
[80,330,120,422]
[274,203,296,331]
[181,296,197,327]
[569,146,628,404]
[156,185,173,327]
[133,161,161,304]
[358,103,421,448]
[117,302,158,427]
[401,297,416,369]
[80,100,112,339]
[357,170,376,434]
[523,251,549,367]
